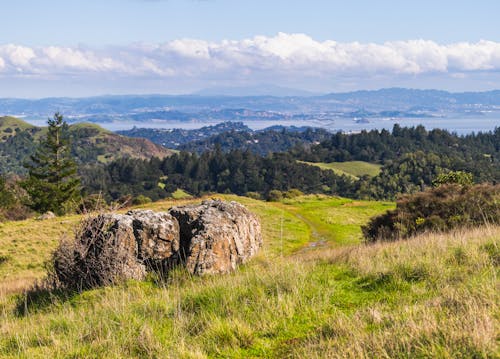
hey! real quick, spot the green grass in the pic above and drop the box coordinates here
[281,194,394,246]
[0,215,80,296]
[300,161,382,179]
[0,194,498,358]
[0,116,35,142]
[68,122,111,134]
[171,189,193,200]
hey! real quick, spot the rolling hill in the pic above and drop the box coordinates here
[0,194,497,357]
[0,116,174,174]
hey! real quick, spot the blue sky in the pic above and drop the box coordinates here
[1,0,500,97]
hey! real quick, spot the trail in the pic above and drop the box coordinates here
[293,213,329,250]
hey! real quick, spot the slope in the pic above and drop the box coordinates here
[299,161,382,179]
[0,116,36,142]
[0,118,174,174]
[0,194,497,358]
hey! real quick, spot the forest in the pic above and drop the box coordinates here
[1,120,498,219]
[80,124,499,203]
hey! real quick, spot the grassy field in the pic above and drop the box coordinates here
[0,117,35,142]
[171,189,193,200]
[299,161,382,179]
[0,195,498,358]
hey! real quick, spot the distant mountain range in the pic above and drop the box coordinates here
[0,88,499,127]
[0,117,173,174]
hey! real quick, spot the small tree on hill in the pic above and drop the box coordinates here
[22,113,81,215]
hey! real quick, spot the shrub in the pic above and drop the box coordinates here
[0,203,33,222]
[433,170,473,187]
[0,176,32,221]
[48,215,141,291]
[132,195,152,205]
[245,192,262,200]
[266,190,283,202]
[283,189,304,199]
[363,183,500,242]
[77,194,108,213]
[361,210,398,242]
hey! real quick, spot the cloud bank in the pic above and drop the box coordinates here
[1,33,500,95]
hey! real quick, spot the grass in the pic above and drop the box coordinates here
[281,195,394,246]
[171,189,193,200]
[299,160,382,179]
[0,116,35,142]
[68,122,111,134]
[0,215,80,297]
[0,194,498,358]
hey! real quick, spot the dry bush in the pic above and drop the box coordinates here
[48,214,142,291]
[363,183,500,242]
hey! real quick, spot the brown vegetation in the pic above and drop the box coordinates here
[362,183,500,242]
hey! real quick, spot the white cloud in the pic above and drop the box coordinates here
[1,34,500,91]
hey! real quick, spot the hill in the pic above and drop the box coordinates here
[0,117,35,142]
[0,117,174,174]
[299,161,382,179]
[0,194,497,357]
[117,122,251,148]
[178,126,331,155]
[2,89,500,118]
[119,122,332,155]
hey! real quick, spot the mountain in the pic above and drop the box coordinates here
[1,88,500,126]
[0,116,173,174]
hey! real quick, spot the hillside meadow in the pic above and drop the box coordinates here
[298,161,382,180]
[0,194,498,358]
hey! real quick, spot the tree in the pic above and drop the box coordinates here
[432,170,474,187]
[0,176,15,209]
[21,113,81,215]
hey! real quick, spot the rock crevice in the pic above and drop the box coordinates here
[57,200,262,287]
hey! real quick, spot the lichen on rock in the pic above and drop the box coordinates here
[170,199,263,275]
[53,200,262,289]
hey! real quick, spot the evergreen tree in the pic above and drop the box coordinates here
[21,113,81,215]
[0,176,15,209]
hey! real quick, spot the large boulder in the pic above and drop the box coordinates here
[54,201,262,289]
[169,200,263,275]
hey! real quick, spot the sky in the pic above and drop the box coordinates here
[1,0,500,97]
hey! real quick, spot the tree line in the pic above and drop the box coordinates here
[1,114,498,219]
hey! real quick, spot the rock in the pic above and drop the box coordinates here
[57,210,179,287]
[126,210,180,268]
[169,199,262,275]
[37,211,56,220]
[58,200,261,289]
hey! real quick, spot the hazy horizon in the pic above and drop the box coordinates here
[1,1,500,97]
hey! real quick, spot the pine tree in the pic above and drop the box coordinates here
[22,113,81,215]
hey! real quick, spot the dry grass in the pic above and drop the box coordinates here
[294,225,500,358]
[0,216,80,296]
[0,195,498,357]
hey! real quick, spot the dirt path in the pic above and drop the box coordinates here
[293,213,329,250]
